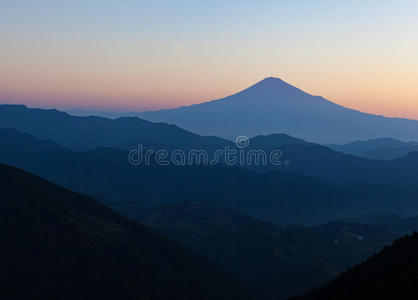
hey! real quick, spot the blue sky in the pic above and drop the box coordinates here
[1,0,417,118]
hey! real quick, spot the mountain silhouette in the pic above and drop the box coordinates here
[249,142,418,186]
[0,104,232,151]
[2,128,418,225]
[0,104,310,155]
[0,128,340,224]
[0,163,251,300]
[4,105,418,186]
[139,77,418,144]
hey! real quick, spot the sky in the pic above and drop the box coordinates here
[1,0,418,119]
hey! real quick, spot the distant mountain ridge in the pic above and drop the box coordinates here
[0,128,341,224]
[3,128,418,225]
[328,138,418,160]
[0,104,232,152]
[139,77,418,144]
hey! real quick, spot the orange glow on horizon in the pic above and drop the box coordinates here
[1,74,417,120]
[1,1,417,119]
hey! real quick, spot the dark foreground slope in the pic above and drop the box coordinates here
[134,202,395,300]
[0,163,250,300]
[292,233,418,300]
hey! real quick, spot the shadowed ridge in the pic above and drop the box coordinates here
[0,162,251,300]
[0,104,233,151]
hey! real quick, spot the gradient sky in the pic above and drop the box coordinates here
[1,0,418,119]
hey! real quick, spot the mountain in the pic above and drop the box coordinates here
[0,104,313,159]
[0,163,251,300]
[0,104,232,151]
[134,202,394,300]
[138,77,418,144]
[252,143,418,186]
[2,128,418,225]
[0,128,340,224]
[292,232,418,299]
[328,138,418,160]
[4,105,418,187]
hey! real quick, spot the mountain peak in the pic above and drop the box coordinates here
[138,76,418,144]
[263,76,285,81]
[241,76,310,97]
[256,76,287,86]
